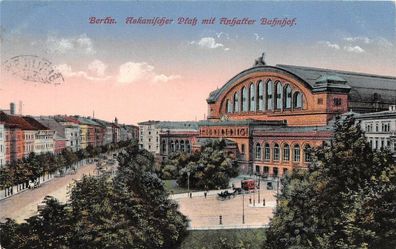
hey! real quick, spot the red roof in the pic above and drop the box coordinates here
[0,112,37,130]
[62,116,81,124]
[23,116,50,130]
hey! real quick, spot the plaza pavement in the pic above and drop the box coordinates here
[172,176,278,229]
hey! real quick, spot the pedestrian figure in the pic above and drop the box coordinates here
[263,198,266,206]
[204,191,207,198]
[189,192,192,198]
[249,197,252,204]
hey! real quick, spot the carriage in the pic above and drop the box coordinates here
[217,188,243,201]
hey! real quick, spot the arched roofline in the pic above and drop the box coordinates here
[207,65,312,104]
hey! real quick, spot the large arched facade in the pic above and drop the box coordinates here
[155,54,396,174]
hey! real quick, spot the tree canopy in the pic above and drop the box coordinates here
[0,141,188,249]
[160,139,239,190]
[264,115,396,249]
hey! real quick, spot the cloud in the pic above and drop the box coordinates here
[56,60,110,81]
[216,32,230,40]
[254,33,265,41]
[344,36,371,44]
[343,45,365,53]
[88,60,108,77]
[190,37,229,51]
[117,62,181,85]
[46,34,96,55]
[344,36,393,48]
[318,41,340,50]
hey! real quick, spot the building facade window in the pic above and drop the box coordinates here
[273,143,280,161]
[264,143,270,161]
[255,165,260,174]
[284,85,292,109]
[304,144,312,162]
[226,99,232,113]
[333,98,342,106]
[258,81,264,111]
[249,83,256,111]
[275,82,282,110]
[242,87,248,112]
[266,80,273,110]
[255,143,262,160]
[273,167,279,177]
[293,144,301,162]
[283,144,290,161]
[233,92,239,112]
[293,92,303,108]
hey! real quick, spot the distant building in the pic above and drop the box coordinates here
[36,116,81,152]
[93,119,113,145]
[23,117,55,155]
[125,124,139,141]
[112,117,120,143]
[356,105,396,161]
[0,123,5,167]
[158,121,200,161]
[53,133,67,154]
[138,120,161,153]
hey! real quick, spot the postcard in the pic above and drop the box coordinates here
[0,1,395,249]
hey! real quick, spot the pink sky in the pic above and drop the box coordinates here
[1,2,395,125]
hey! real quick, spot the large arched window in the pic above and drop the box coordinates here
[283,144,290,161]
[162,140,167,154]
[258,81,264,111]
[264,143,270,161]
[242,87,248,112]
[266,80,273,110]
[180,140,185,152]
[293,92,303,108]
[226,99,232,113]
[170,140,175,152]
[175,140,180,151]
[255,143,262,160]
[249,83,256,111]
[284,85,292,109]
[186,140,191,153]
[233,92,239,112]
[275,82,283,110]
[273,143,280,161]
[293,144,301,162]
[304,144,312,162]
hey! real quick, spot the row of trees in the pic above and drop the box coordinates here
[0,140,131,189]
[0,141,189,249]
[159,139,239,190]
[264,115,396,249]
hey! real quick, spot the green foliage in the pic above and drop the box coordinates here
[264,115,396,249]
[0,141,188,249]
[180,229,266,249]
[160,139,239,190]
[0,196,71,249]
[0,140,132,189]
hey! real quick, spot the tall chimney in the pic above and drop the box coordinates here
[10,102,15,115]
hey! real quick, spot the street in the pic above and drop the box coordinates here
[0,163,97,223]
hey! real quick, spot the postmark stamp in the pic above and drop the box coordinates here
[2,55,64,85]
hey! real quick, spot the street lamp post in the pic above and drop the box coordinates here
[276,177,280,205]
[187,171,191,194]
[257,174,260,204]
[242,190,245,224]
